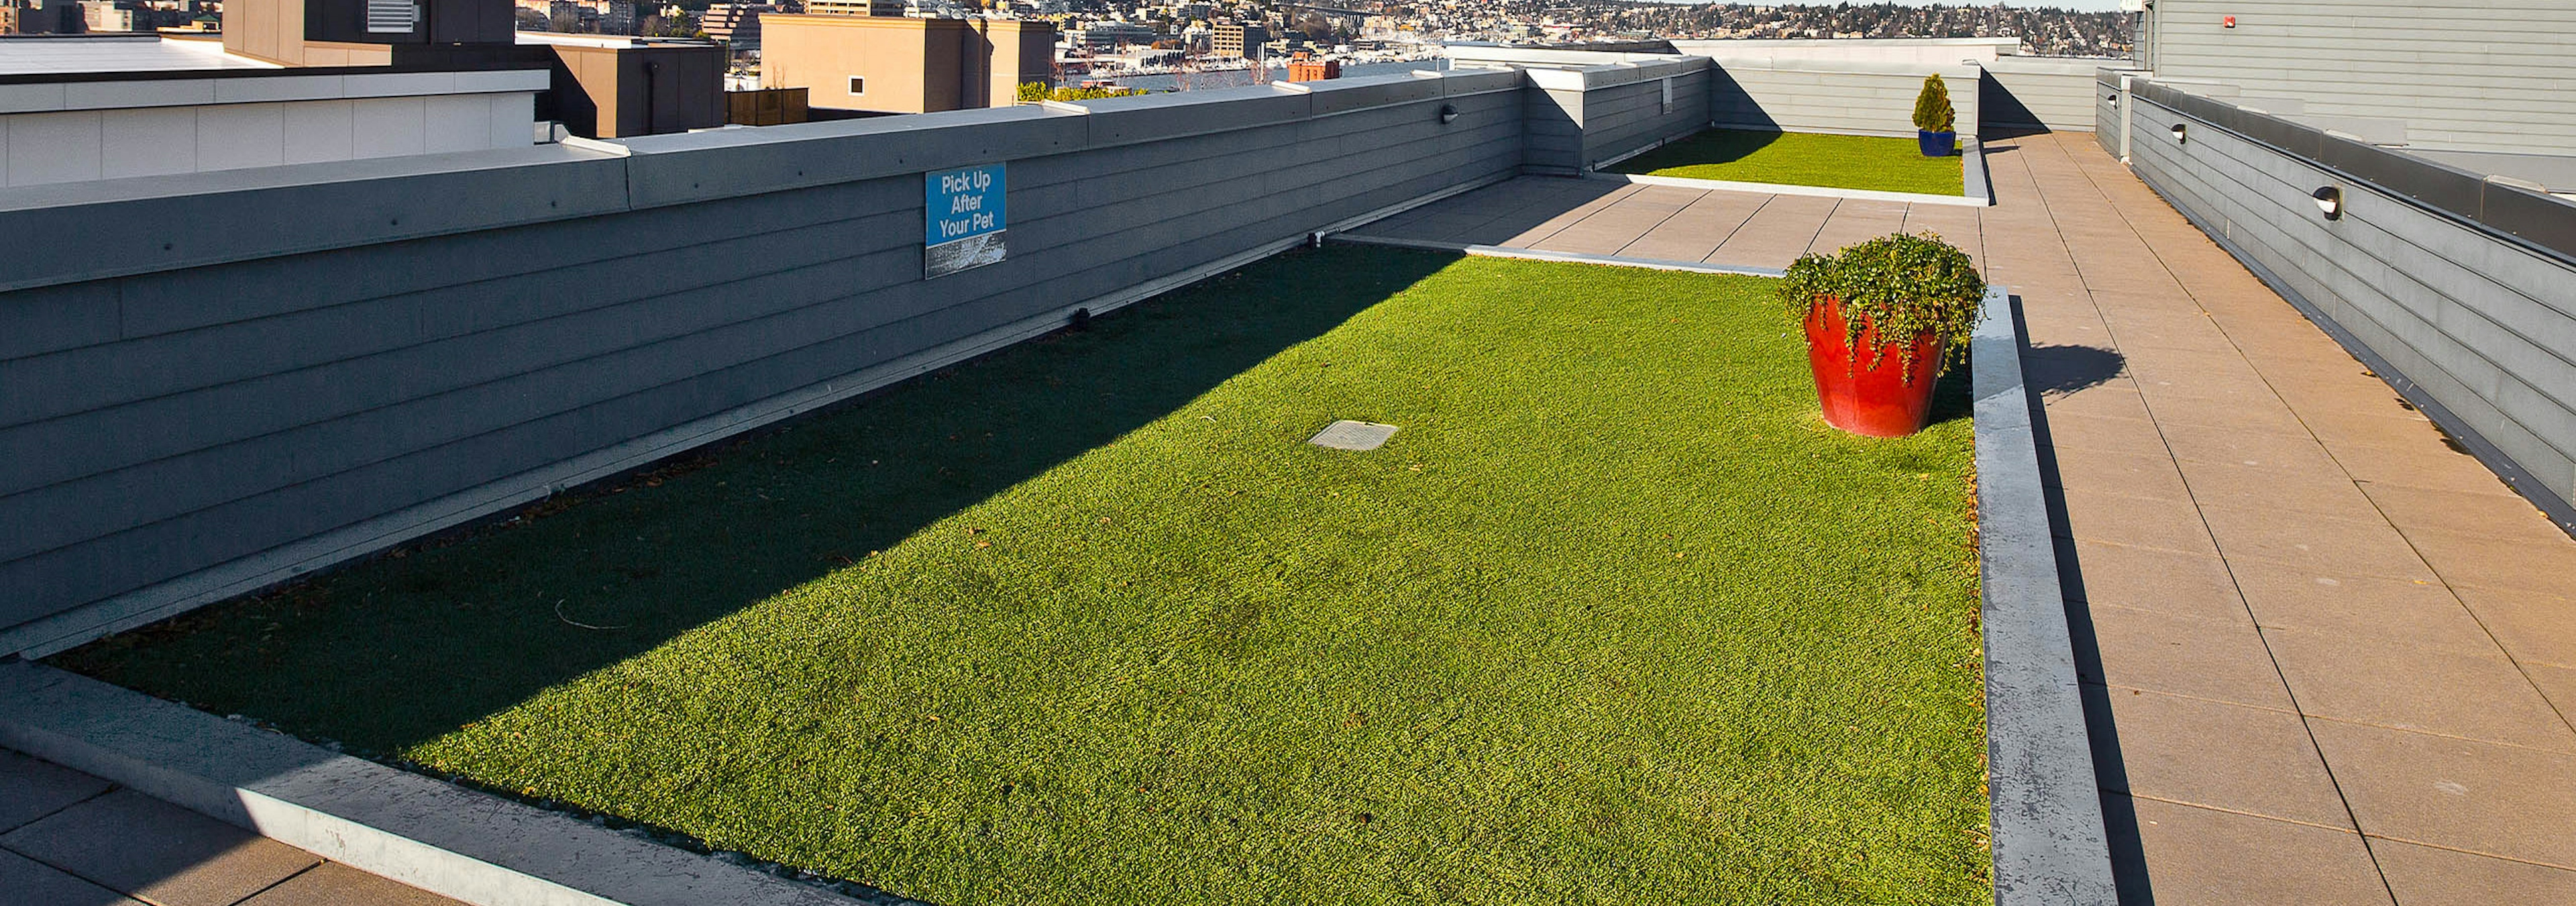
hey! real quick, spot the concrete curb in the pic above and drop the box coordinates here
[1585,137,1992,207]
[0,660,881,906]
[1324,232,1786,276]
[1971,285,2119,905]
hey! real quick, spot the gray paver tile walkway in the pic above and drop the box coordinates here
[0,748,466,906]
[1349,131,2576,904]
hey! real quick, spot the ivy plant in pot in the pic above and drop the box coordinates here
[1779,232,1984,438]
[1913,74,1957,157]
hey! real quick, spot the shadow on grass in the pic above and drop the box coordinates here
[1612,129,1785,172]
[56,246,1460,754]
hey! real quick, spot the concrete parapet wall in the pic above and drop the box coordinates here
[1521,58,1711,174]
[2126,81,2576,527]
[0,69,1527,654]
[1674,36,2023,66]
[1980,56,2119,133]
[1709,58,1982,139]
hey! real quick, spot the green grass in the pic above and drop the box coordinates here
[59,246,1986,905]
[1609,129,1966,196]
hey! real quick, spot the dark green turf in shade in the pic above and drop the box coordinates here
[59,246,1986,906]
[1609,128,1967,196]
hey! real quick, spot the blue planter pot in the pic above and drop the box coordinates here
[1918,130,1956,156]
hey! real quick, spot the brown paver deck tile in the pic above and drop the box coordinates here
[0,789,319,906]
[2448,585,2576,669]
[1612,189,1764,262]
[2524,664,2576,716]
[2399,530,2576,599]
[2307,721,2576,869]
[1805,199,1909,255]
[2193,505,2441,583]
[2373,840,2576,906]
[2038,411,2167,457]
[1527,185,1703,255]
[2061,540,2251,625]
[1498,182,1645,246]
[0,848,142,906]
[0,750,111,835]
[2099,689,2354,827]
[2171,458,2383,520]
[2332,445,2522,497]
[2121,797,2394,906]
[2361,483,2571,544]
[1703,194,1836,268]
[2299,410,2461,458]
[2086,604,2295,709]
[2228,562,2503,658]
[2046,448,2192,501]
[1440,180,1630,246]
[2149,398,2319,439]
[2037,386,2154,425]
[1895,202,1982,262]
[2058,489,2220,555]
[235,862,457,906]
[2267,632,2575,752]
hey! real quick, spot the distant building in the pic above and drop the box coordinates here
[701,3,771,50]
[216,0,723,138]
[1285,58,1336,82]
[5,0,85,33]
[1211,21,1263,58]
[602,0,638,33]
[80,0,131,32]
[759,13,1051,114]
[804,0,902,15]
[0,35,545,187]
[1075,21,1152,50]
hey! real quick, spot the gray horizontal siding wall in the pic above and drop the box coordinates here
[2144,0,2576,154]
[1519,58,1712,174]
[1710,60,1982,139]
[1982,57,2114,133]
[0,70,1527,654]
[1579,64,1712,168]
[2095,71,2124,157]
[2126,85,2576,521]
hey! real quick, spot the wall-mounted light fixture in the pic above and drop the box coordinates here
[2312,186,2343,220]
[1439,103,1460,124]
[2170,123,2188,143]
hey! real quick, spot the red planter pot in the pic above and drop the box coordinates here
[1803,298,1943,438]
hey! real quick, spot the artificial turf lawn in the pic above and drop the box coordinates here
[1609,128,1966,196]
[60,246,1987,905]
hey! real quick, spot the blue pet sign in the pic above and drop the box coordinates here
[924,164,1006,279]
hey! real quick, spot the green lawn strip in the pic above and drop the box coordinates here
[1610,129,1966,196]
[59,246,1987,905]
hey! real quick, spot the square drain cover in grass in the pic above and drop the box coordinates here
[1309,420,1397,451]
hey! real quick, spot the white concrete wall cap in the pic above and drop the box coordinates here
[1709,56,1983,78]
[62,79,217,110]
[0,142,616,214]
[0,82,68,114]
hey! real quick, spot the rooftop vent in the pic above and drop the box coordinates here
[366,0,417,33]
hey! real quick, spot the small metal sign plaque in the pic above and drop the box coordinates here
[925,164,1006,279]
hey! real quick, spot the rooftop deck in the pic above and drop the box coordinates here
[1343,177,1984,272]
[1356,131,2576,903]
